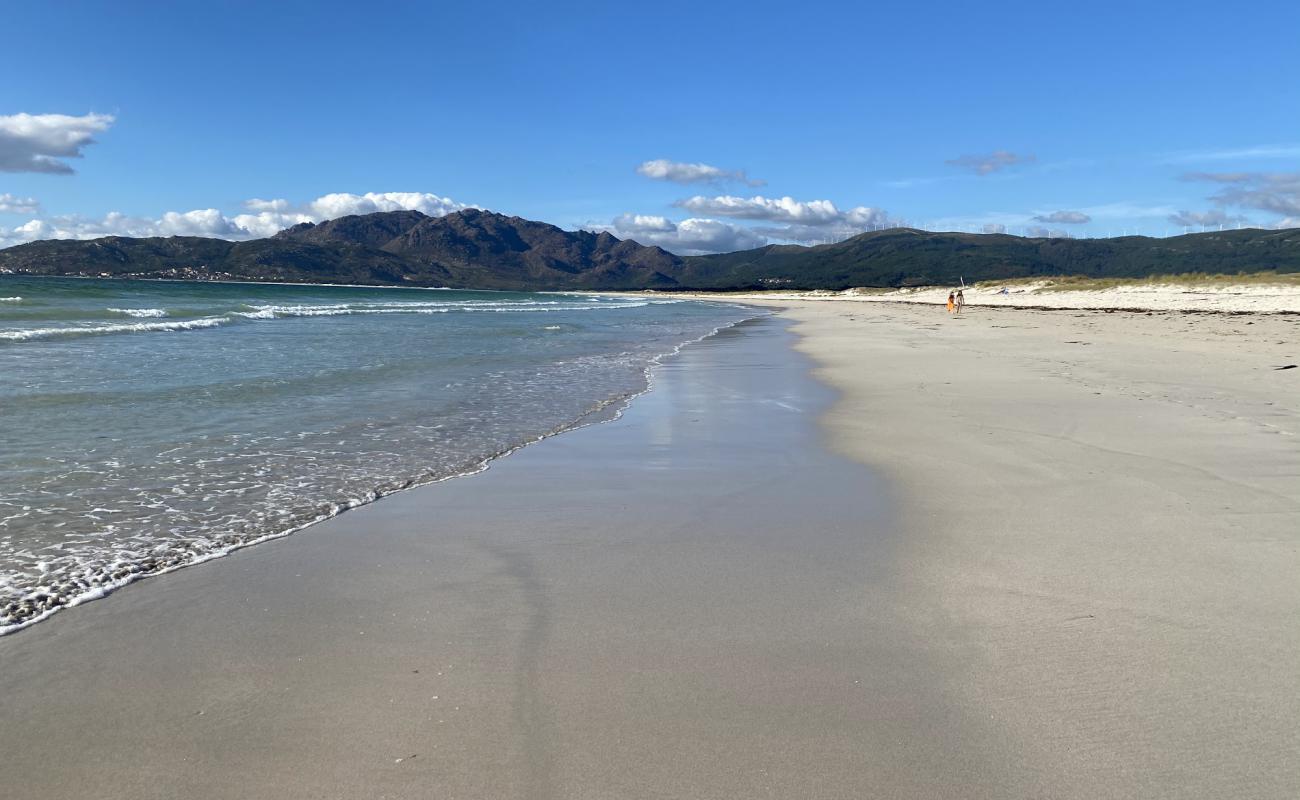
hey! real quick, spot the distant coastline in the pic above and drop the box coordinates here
[3,209,1298,292]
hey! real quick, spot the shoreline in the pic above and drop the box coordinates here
[5,315,966,798]
[0,307,765,637]
[1,300,1296,797]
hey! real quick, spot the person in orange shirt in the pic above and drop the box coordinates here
[946,291,955,314]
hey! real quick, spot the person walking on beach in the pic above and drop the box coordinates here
[947,291,956,314]
[955,289,965,314]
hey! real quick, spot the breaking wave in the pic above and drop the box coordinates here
[0,297,670,343]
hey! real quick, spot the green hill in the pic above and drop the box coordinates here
[675,227,1300,290]
[2,210,1297,290]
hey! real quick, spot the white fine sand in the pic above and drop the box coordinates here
[774,299,1300,797]
[697,278,1300,314]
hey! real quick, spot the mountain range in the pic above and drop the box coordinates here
[2,208,1298,290]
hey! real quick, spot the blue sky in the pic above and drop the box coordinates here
[3,0,1298,253]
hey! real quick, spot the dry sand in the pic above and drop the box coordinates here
[773,299,1300,798]
[690,278,1300,314]
[1,302,1297,799]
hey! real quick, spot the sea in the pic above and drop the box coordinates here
[0,276,755,633]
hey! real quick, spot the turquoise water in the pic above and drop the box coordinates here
[0,277,754,632]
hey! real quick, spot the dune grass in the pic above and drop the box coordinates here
[975,272,1300,292]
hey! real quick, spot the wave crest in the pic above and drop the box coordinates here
[0,317,228,342]
[108,308,168,318]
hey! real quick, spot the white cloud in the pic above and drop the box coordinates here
[665,193,899,244]
[241,197,296,213]
[157,209,250,237]
[0,209,246,246]
[1075,201,1180,220]
[675,194,839,223]
[1025,226,1072,238]
[593,192,899,253]
[0,190,473,249]
[674,193,890,230]
[945,150,1034,176]
[609,213,677,233]
[1183,171,1300,220]
[1167,209,1247,228]
[11,219,53,241]
[670,218,766,252]
[0,112,115,174]
[636,159,763,186]
[922,211,1028,233]
[982,223,1007,234]
[594,213,766,256]
[231,192,471,238]
[0,193,40,214]
[1032,210,1091,224]
[309,191,468,219]
[669,194,893,244]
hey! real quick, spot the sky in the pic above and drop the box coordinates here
[3,0,1299,254]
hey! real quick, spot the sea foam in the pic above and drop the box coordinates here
[108,307,169,318]
[0,317,228,342]
[0,279,754,633]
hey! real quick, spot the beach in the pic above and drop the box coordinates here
[2,301,1298,798]
[675,275,1300,314]
[775,300,1300,797]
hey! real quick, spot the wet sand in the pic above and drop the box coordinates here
[1,317,996,799]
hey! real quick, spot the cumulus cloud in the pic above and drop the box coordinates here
[676,194,835,223]
[1032,210,1090,224]
[0,112,115,174]
[232,191,471,237]
[309,191,468,219]
[669,194,894,244]
[590,192,899,254]
[609,213,677,234]
[0,193,40,214]
[594,213,766,256]
[674,194,890,229]
[636,159,764,186]
[0,190,473,249]
[1181,171,1300,223]
[946,150,1035,176]
[1,209,248,246]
